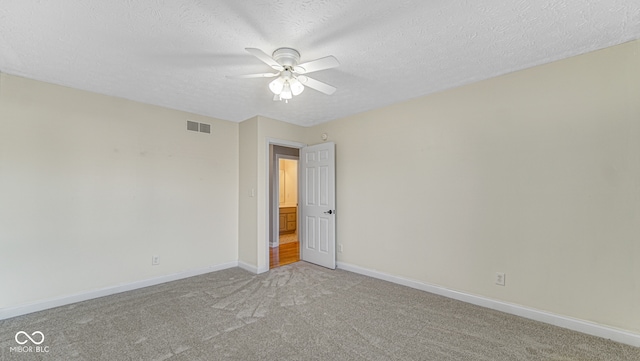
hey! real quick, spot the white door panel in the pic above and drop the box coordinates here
[300,142,336,269]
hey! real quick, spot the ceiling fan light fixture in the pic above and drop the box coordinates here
[289,78,305,96]
[269,77,285,94]
[280,82,293,100]
[232,47,339,102]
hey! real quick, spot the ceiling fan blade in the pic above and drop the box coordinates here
[226,72,280,79]
[293,56,339,74]
[298,76,336,95]
[245,48,284,71]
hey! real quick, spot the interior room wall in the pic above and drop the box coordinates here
[0,73,239,312]
[239,115,307,271]
[238,116,259,269]
[307,40,640,334]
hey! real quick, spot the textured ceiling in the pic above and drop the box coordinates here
[0,1,639,126]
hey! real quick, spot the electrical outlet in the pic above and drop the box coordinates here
[152,255,160,265]
[338,244,343,253]
[495,272,506,286]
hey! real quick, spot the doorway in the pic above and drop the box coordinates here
[269,145,301,268]
[265,139,337,270]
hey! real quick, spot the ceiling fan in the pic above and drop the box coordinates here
[228,47,339,102]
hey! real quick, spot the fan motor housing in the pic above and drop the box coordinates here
[272,48,300,67]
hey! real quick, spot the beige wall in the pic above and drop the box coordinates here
[256,117,307,270]
[0,74,239,309]
[238,117,259,267]
[309,40,640,333]
[237,116,307,271]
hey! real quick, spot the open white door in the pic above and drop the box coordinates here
[300,142,336,269]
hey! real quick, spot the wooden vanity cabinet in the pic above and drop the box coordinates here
[279,207,297,234]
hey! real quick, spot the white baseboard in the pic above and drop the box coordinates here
[238,261,269,275]
[337,261,640,348]
[0,261,239,321]
[238,261,258,274]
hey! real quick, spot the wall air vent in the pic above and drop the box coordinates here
[187,120,199,132]
[199,123,211,134]
[187,120,211,134]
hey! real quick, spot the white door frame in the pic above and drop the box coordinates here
[264,138,306,270]
[272,154,299,248]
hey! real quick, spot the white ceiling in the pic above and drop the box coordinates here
[1,1,638,126]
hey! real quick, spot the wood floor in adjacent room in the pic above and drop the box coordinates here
[269,240,299,268]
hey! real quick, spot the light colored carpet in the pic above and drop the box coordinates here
[1,262,638,360]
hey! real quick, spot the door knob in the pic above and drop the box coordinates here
[324,210,334,215]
